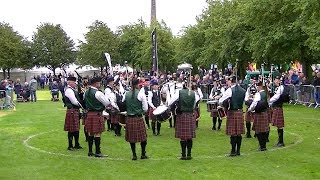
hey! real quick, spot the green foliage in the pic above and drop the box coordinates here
[0,22,30,71]
[31,23,75,75]
[77,20,119,69]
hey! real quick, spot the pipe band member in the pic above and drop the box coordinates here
[123,78,149,160]
[219,76,246,157]
[84,77,112,158]
[269,76,285,147]
[64,76,82,151]
[168,82,199,160]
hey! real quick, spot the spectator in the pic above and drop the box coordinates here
[40,74,46,89]
[14,78,22,98]
[22,82,31,101]
[29,77,37,102]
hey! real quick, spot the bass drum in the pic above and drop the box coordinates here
[153,105,172,123]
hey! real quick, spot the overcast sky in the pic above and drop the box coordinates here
[0,0,207,43]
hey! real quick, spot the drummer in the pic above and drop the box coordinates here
[209,79,226,130]
[244,77,257,138]
[148,79,162,136]
[168,81,199,160]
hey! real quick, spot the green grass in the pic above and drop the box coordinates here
[0,89,320,179]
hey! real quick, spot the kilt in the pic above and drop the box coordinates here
[111,114,120,124]
[267,108,273,123]
[245,111,254,122]
[64,109,80,132]
[149,108,157,122]
[85,111,105,134]
[194,108,200,121]
[226,110,245,136]
[210,110,219,118]
[252,112,269,133]
[272,107,284,128]
[125,116,147,143]
[175,112,196,140]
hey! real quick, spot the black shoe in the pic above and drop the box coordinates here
[236,152,240,156]
[67,147,74,151]
[186,156,192,160]
[258,148,267,151]
[227,152,237,157]
[157,132,161,136]
[141,155,148,159]
[74,145,83,149]
[88,152,95,157]
[180,156,187,160]
[212,127,216,130]
[275,143,285,147]
[153,133,157,136]
[246,134,252,138]
[132,156,137,160]
[95,153,108,158]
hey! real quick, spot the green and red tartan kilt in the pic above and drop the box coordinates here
[111,114,119,124]
[245,111,254,122]
[175,112,196,140]
[85,111,105,134]
[271,107,284,128]
[64,109,80,132]
[267,108,273,123]
[226,110,245,136]
[125,116,147,143]
[194,108,200,121]
[252,112,269,133]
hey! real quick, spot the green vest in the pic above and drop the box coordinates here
[125,90,143,115]
[257,91,268,112]
[84,87,105,112]
[179,89,195,112]
[64,87,80,109]
[230,85,246,110]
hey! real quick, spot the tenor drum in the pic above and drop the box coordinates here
[153,105,172,122]
[207,100,218,112]
[118,112,127,125]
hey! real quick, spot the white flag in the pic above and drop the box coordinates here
[104,53,113,75]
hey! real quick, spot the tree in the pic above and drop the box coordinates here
[117,19,147,68]
[78,20,119,71]
[138,20,176,72]
[0,22,29,78]
[31,23,75,75]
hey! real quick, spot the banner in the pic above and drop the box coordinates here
[104,53,113,75]
[151,28,158,75]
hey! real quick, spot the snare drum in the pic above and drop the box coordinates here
[118,111,127,126]
[153,105,172,123]
[207,100,218,112]
[217,106,226,118]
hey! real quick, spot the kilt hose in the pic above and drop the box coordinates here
[175,112,196,140]
[226,110,245,136]
[252,111,269,133]
[267,108,273,123]
[271,107,284,128]
[64,109,80,132]
[211,108,226,118]
[85,111,105,134]
[125,116,147,143]
[245,111,254,123]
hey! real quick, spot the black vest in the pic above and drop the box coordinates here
[152,91,161,107]
[64,87,80,109]
[273,86,283,107]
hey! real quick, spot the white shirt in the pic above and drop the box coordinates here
[64,86,80,107]
[248,90,264,112]
[168,89,197,108]
[269,85,284,104]
[104,86,119,110]
[122,89,149,112]
[218,85,236,104]
[209,86,225,99]
[197,87,203,100]
[148,90,161,109]
[88,86,110,107]
[244,87,251,102]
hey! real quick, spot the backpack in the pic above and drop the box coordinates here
[280,85,290,103]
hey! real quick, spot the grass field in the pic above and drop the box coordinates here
[0,89,320,179]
